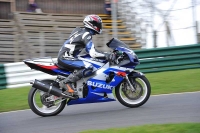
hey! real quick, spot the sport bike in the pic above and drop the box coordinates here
[24,38,151,117]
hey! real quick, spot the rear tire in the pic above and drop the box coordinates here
[115,76,151,108]
[28,80,66,117]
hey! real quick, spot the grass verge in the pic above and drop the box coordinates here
[80,123,200,133]
[0,68,200,112]
[145,68,200,94]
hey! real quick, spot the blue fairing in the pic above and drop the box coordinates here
[68,91,115,105]
[91,63,101,69]
[103,67,126,74]
[115,48,139,69]
[68,74,124,105]
[108,75,124,86]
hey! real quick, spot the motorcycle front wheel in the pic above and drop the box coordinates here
[28,80,66,117]
[115,75,151,108]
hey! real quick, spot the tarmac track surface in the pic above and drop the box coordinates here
[0,92,200,133]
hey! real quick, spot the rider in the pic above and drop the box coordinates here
[57,14,116,95]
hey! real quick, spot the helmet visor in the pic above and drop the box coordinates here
[93,21,102,33]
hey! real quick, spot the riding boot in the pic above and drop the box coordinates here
[59,70,83,95]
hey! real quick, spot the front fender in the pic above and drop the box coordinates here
[129,71,144,78]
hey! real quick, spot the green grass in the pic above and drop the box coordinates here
[146,68,200,95]
[80,123,200,133]
[0,69,200,112]
[0,86,30,112]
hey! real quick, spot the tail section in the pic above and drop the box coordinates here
[23,57,71,76]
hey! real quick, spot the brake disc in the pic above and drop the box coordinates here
[123,81,143,100]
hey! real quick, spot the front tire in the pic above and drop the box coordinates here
[28,80,66,117]
[115,75,151,108]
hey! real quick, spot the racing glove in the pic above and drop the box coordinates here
[105,53,116,63]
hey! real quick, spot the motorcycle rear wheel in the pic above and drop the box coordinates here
[115,75,151,108]
[28,80,66,117]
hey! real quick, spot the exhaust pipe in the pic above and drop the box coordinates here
[30,79,77,100]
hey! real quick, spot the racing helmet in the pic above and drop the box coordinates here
[83,14,102,34]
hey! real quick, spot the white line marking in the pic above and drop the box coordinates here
[0,109,31,115]
[152,91,200,97]
[0,91,200,114]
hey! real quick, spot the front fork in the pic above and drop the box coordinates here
[125,75,136,92]
[124,71,144,92]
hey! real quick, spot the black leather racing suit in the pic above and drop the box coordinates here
[57,27,106,86]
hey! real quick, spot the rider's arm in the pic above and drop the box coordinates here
[86,40,106,58]
[82,32,106,59]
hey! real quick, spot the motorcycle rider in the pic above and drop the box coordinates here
[57,14,116,96]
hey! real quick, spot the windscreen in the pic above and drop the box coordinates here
[106,38,130,50]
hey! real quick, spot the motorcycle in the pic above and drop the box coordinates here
[24,38,151,117]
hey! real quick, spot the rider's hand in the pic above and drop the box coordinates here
[105,53,116,63]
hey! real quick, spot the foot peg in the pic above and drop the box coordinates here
[61,92,79,100]
[63,89,78,96]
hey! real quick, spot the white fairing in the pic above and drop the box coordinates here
[110,66,134,72]
[25,57,56,66]
[92,62,109,80]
